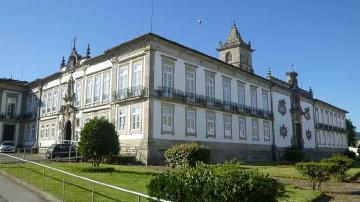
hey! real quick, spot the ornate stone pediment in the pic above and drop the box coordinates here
[278,99,287,116]
[304,107,311,121]
[59,104,77,116]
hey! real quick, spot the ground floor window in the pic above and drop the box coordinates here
[206,111,216,138]
[223,114,232,139]
[263,120,270,142]
[186,108,196,136]
[131,105,142,130]
[239,116,246,139]
[252,118,259,141]
[118,107,127,131]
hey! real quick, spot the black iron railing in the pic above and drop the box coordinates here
[0,111,37,121]
[113,85,148,101]
[315,123,346,133]
[152,86,273,119]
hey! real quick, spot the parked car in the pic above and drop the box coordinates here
[46,144,79,160]
[0,141,16,153]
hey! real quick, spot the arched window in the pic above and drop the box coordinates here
[225,52,232,63]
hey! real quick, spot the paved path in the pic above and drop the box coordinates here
[0,173,48,202]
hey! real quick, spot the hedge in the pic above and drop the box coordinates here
[148,162,285,202]
[164,143,210,168]
[321,154,354,182]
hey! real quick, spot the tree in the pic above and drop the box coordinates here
[78,117,120,167]
[346,119,356,147]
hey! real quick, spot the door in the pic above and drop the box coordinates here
[65,121,72,141]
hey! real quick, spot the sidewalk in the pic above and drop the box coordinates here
[0,173,48,202]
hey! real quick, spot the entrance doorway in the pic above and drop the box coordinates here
[65,121,72,141]
[3,124,15,142]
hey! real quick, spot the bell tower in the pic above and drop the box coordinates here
[217,22,254,73]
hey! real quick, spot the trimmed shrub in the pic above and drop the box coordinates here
[105,154,137,165]
[147,162,285,202]
[164,143,210,168]
[322,154,354,182]
[295,162,339,190]
[343,148,356,159]
[284,147,304,162]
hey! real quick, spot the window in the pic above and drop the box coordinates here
[162,60,173,96]
[206,111,216,137]
[320,109,324,123]
[40,126,44,139]
[322,130,326,145]
[224,114,232,139]
[238,82,245,106]
[41,95,46,114]
[262,90,269,111]
[327,131,331,146]
[162,104,173,133]
[75,81,81,107]
[60,86,66,106]
[132,61,143,87]
[331,132,335,146]
[185,67,196,98]
[205,72,215,103]
[325,111,329,125]
[239,116,246,139]
[315,108,319,123]
[118,65,129,98]
[45,125,49,138]
[31,124,36,140]
[263,120,270,142]
[25,125,30,142]
[225,52,232,63]
[53,90,58,112]
[102,71,110,102]
[317,130,321,146]
[94,74,101,103]
[252,118,259,141]
[330,112,333,126]
[186,108,196,135]
[47,92,52,113]
[131,106,142,130]
[223,77,231,104]
[250,86,257,108]
[85,77,93,104]
[118,108,127,131]
[51,124,55,138]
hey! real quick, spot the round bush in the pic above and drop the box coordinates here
[148,162,285,202]
[321,154,354,182]
[164,143,210,168]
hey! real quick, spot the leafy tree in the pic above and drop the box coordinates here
[79,117,119,167]
[346,119,356,147]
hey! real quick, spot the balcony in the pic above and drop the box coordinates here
[152,86,273,119]
[0,111,37,121]
[315,123,346,133]
[113,86,148,101]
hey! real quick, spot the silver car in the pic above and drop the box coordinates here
[0,141,15,153]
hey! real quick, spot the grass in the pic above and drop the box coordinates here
[4,159,359,202]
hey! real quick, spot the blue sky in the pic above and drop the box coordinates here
[0,0,359,129]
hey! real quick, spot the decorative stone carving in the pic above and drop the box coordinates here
[304,107,311,121]
[278,99,287,115]
[306,129,312,140]
[280,124,288,139]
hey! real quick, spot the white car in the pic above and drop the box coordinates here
[0,141,16,153]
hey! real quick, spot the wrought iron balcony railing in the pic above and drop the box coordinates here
[0,111,37,121]
[152,86,273,119]
[315,123,346,133]
[113,86,148,101]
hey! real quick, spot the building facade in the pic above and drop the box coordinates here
[0,24,348,164]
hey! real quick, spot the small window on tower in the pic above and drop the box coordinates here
[225,52,232,63]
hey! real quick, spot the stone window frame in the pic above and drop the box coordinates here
[117,105,128,133]
[263,120,271,142]
[222,76,232,104]
[250,85,258,109]
[185,107,196,137]
[262,89,269,111]
[237,81,246,106]
[239,116,247,140]
[223,113,232,139]
[206,110,216,138]
[102,70,111,103]
[185,63,197,95]
[131,59,144,88]
[161,103,174,135]
[130,104,143,133]
[251,118,259,141]
[75,79,82,107]
[204,70,216,100]
[117,62,130,95]
[93,73,102,104]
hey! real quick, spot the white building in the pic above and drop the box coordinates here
[0,24,348,164]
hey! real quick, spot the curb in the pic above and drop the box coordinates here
[0,171,59,202]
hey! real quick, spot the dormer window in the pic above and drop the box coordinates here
[225,52,232,63]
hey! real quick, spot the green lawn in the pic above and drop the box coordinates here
[3,160,357,202]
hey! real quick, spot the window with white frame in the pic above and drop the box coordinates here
[327,131,331,146]
[315,108,319,123]
[322,130,326,145]
[117,107,127,131]
[94,74,101,103]
[131,105,142,130]
[45,125,49,138]
[53,90,58,112]
[238,82,245,106]
[41,95,46,114]
[118,65,129,97]
[51,124,55,138]
[162,104,173,133]
[317,130,321,146]
[252,118,259,141]
[40,126,44,139]
[325,111,329,125]
[75,80,81,107]
[186,108,196,135]
[239,116,246,139]
[132,61,143,87]
[31,124,36,140]
[320,109,324,123]
[250,86,257,108]
[206,111,216,137]
[223,77,231,104]
[47,92,52,113]
[162,60,173,96]
[60,86,66,106]
[223,114,232,139]
[330,112,333,126]
[185,67,196,97]
[205,72,215,102]
[85,77,93,104]
[263,120,270,142]
[262,90,269,111]
[331,132,335,146]
[102,71,110,102]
